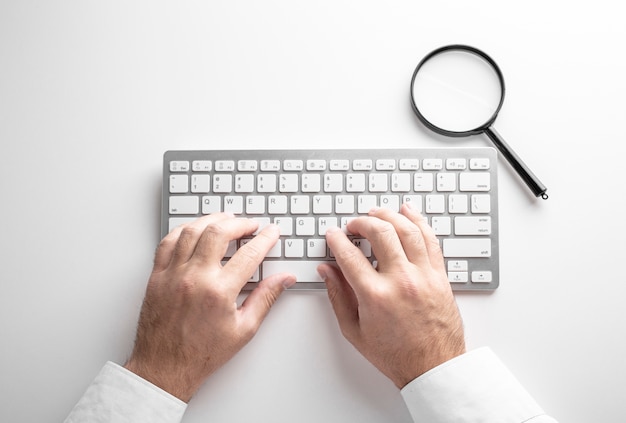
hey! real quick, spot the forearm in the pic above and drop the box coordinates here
[401,347,558,423]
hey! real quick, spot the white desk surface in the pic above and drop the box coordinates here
[1,1,625,422]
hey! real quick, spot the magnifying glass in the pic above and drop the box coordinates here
[410,44,548,200]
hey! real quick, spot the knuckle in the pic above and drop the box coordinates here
[334,244,365,266]
[204,221,227,238]
[179,225,202,239]
[237,241,263,264]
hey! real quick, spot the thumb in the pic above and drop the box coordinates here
[240,272,296,328]
[318,264,359,339]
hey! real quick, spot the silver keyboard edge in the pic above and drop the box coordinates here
[161,148,499,292]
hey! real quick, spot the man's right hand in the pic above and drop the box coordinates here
[318,204,466,389]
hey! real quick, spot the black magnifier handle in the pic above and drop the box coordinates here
[484,127,549,200]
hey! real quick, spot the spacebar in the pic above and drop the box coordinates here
[262,260,333,283]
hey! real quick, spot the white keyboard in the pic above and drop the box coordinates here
[162,149,499,291]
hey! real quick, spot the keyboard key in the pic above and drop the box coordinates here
[414,173,434,192]
[425,195,445,213]
[399,159,419,170]
[443,238,491,258]
[307,159,326,171]
[263,260,328,282]
[380,195,400,211]
[346,174,366,192]
[446,158,467,170]
[169,196,199,214]
[369,173,388,192]
[358,195,377,213]
[471,194,491,213]
[246,196,266,214]
[268,195,288,214]
[279,174,299,192]
[436,173,456,192]
[302,174,321,192]
[170,161,190,172]
[291,196,310,214]
[391,173,411,192]
[261,160,280,171]
[215,160,235,171]
[460,172,490,191]
[447,260,468,271]
[329,160,349,170]
[431,216,451,235]
[274,217,293,235]
[202,196,221,214]
[191,174,210,193]
[307,239,327,258]
[354,159,373,170]
[324,174,343,192]
[448,194,468,214]
[448,272,469,283]
[470,158,490,170]
[376,159,396,170]
[257,174,277,192]
[235,174,255,193]
[471,271,493,283]
[169,217,196,232]
[352,238,372,257]
[169,175,189,193]
[267,195,288,214]
[403,195,423,212]
[192,160,212,172]
[295,217,315,236]
[213,174,233,192]
[313,195,332,214]
[335,195,355,214]
[285,239,305,257]
[224,196,243,214]
[455,216,491,235]
[237,160,257,171]
[423,158,443,170]
[318,217,338,235]
[284,160,304,171]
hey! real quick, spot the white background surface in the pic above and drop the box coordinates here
[1,1,625,422]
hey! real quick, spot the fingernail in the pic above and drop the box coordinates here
[282,275,297,288]
[325,226,340,234]
[368,207,380,215]
[317,267,327,281]
[404,202,419,214]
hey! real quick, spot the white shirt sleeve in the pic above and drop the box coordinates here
[64,361,187,423]
[400,347,558,423]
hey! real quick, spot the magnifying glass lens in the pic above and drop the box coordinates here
[412,50,503,133]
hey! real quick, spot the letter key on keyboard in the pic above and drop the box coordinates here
[162,148,499,291]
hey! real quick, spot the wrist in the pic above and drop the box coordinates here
[124,357,200,403]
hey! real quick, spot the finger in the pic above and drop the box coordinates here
[400,203,446,272]
[221,224,281,292]
[192,216,259,264]
[238,272,296,337]
[369,207,430,268]
[170,214,233,266]
[325,226,377,293]
[318,263,360,342]
[345,216,408,271]
[153,224,186,272]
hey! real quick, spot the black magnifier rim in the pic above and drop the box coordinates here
[410,44,506,138]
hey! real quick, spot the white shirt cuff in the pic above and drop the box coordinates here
[65,361,187,423]
[401,347,556,423]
